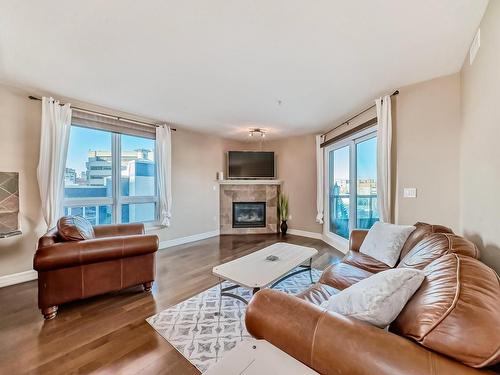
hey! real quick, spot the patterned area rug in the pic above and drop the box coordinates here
[146,267,321,373]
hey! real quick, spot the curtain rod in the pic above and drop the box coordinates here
[321,90,399,138]
[28,96,176,131]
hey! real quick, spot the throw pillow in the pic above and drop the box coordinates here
[57,215,95,241]
[360,222,415,267]
[321,268,425,328]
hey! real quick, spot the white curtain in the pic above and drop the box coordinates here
[37,97,72,228]
[156,124,172,226]
[375,95,392,223]
[315,134,324,224]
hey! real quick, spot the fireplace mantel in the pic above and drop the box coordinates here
[217,179,282,185]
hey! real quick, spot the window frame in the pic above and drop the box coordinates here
[323,125,377,247]
[63,125,159,226]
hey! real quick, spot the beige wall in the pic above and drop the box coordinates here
[393,73,462,231]
[0,86,46,277]
[151,131,239,242]
[0,84,237,278]
[460,0,500,272]
[241,135,322,233]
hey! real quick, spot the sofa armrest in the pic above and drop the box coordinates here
[349,229,368,251]
[246,290,485,375]
[93,223,145,238]
[34,234,158,271]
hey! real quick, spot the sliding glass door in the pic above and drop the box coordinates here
[325,127,378,241]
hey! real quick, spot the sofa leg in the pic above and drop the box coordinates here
[143,281,153,292]
[42,306,58,320]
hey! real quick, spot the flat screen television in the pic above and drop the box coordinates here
[227,151,275,179]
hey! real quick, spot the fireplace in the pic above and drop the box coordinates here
[232,202,266,228]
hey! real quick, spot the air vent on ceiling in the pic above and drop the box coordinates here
[469,28,480,65]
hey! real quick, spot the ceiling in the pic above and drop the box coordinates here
[0,0,488,139]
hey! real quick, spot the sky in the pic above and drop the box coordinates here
[67,126,154,174]
[330,136,376,181]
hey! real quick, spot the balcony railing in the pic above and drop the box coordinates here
[329,193,379,238]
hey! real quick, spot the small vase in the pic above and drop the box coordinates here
[280,220,288,235]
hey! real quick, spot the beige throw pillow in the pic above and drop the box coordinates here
[360,222,415,267]
[321,268,425,328]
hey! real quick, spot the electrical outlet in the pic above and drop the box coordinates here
[288,214,292,220]
[403,188,417,198]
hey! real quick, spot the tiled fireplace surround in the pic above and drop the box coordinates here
[219,181,281,235]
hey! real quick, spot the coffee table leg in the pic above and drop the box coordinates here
[309,258,314,284]
[269,257,315,289]
[216,278,223,317]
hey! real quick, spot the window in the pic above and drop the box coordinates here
[325,127,378,240]
[64,126,157,225]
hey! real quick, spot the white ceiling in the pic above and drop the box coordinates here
[0,0,488,139]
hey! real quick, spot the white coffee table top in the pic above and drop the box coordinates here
[212,242,318,288]
[204,340,319,375]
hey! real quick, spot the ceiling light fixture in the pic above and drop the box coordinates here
[248,128,266,138]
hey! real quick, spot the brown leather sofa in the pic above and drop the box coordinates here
[246,223,500,374]
[34,219,159,319]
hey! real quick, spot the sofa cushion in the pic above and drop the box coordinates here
[296,283,339,305]
[359,222,415,267]
[343,251,391,273]
[398,222,453,261]
[57,216,95,241]
[322,268,425,328]
[391,254,500,368]
[319,262,374,290]
[398,233,479,270]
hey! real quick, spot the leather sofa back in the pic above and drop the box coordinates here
[391,254,500,368]
[38,227,63,248]
[398,222,453,261]
[397,233,479,270]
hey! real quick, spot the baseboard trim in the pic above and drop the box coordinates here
[0,269,37,288]
[287,229,323,240]
[159,230,220,249]
[321,233,349,254]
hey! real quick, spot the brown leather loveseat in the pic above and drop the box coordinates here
[246,223,500,374]
[34,217,159,319]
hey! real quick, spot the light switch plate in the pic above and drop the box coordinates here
[403,188,417,198]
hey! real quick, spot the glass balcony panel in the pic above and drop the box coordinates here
[356,137,379,229]
[329,146,350,239]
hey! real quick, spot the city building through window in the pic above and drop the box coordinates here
[324,126,378,240]
[64,126,157,225]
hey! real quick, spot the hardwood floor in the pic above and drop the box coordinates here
[0,234,342,375]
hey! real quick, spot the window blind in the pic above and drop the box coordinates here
[72,109,156,139]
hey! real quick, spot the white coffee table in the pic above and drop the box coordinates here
[212,242,318,304]
[204,340,319,375]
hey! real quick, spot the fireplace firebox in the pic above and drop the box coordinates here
[232,202,266,228]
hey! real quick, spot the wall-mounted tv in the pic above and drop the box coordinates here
[227,151,275,179]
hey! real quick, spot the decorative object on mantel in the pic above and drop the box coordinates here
[0,172,20,236]
[278,193,289,235]
[216,171,224,181]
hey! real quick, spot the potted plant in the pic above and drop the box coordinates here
[278,193,289,235]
